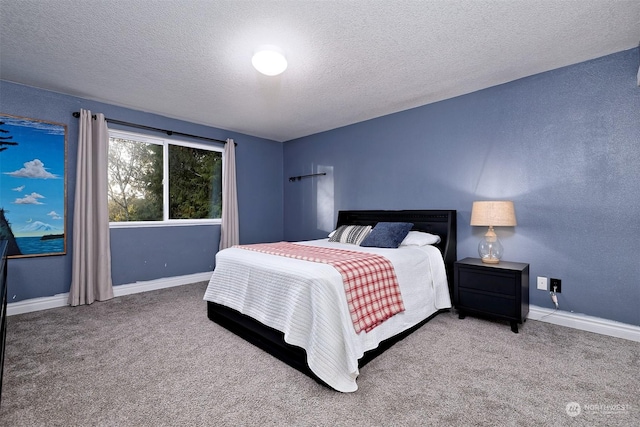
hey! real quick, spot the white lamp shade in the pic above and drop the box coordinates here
[470,201,517,227]
[252,49,287,76]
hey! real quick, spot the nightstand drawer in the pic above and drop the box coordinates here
[458,291,516,318]
[457,268,516,296]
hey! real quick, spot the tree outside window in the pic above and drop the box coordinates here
[107,130,222,224]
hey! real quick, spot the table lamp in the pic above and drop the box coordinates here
[470,201,517,264]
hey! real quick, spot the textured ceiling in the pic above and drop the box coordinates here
[1,1,639,142]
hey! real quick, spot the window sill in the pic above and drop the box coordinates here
[109,219,221,229]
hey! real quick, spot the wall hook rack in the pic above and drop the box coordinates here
[288,172,327,182]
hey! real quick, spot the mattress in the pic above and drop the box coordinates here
[203,239,451,392]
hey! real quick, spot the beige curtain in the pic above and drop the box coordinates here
[68,109,114,306]
[219,138,239,250]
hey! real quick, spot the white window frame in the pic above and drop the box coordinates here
[108,129,224,228]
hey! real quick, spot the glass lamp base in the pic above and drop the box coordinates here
[478,237,503,264]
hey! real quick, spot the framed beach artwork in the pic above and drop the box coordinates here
[0,113,67,258]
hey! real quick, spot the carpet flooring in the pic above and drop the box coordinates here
[1,281,638,426]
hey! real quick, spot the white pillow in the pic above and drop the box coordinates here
[400,231,441,246]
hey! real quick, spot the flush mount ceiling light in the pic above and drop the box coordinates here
[251,47,287,76]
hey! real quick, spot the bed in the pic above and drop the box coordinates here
[204,209,457,392]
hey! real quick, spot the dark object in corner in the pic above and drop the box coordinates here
[0,209,21,256]
[0,240,9,402]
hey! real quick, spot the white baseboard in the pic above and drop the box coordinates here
[8,283,639,343]
[528,305,640,343]
[7,271,212,316]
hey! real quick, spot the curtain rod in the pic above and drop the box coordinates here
[72,112,229,145]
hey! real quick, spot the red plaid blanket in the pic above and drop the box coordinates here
[234,242,405,333]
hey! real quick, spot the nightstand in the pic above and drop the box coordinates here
[454,257,529,333]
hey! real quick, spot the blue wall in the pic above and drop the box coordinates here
[1,81,284,302]
[283,48,640,326]
[3,48,639,326]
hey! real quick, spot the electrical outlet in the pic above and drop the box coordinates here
[550,278,562,293]
[537,276,548,291]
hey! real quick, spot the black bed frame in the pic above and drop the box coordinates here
[207,210,457,387]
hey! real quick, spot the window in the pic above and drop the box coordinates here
[107,129,223,226]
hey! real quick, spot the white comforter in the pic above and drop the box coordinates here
[203,239,451,392]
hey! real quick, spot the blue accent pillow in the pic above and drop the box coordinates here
[360,222,414,248]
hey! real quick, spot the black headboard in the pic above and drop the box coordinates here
[336,210,457,291]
